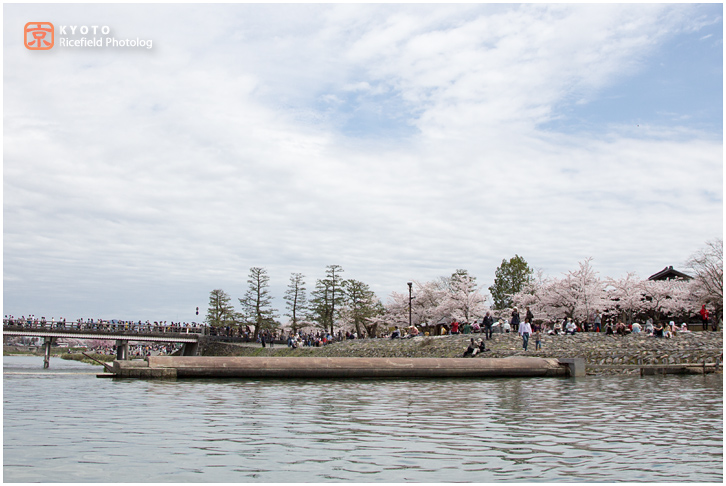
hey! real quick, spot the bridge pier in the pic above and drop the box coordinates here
[181,341,199,356]
[43,337,54,369]
[116,340,129,360]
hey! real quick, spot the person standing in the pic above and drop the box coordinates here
[511,307,520,333]
[594,311,602,333]
[451,320,460,335]
[519,318,532,351]
[525,307,534,326]
[700,305,710,331]
[482,311,494,340]
[534,329,542,351]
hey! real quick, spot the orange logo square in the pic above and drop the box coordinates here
[25,22,54,50]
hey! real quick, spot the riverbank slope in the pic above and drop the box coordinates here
[200,331,723,374]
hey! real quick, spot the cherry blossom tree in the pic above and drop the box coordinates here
[386,280,447,327]
[412,280,449,325]
[604,273,646,324]
[513,258,605,322]
[514,259,705,325]
[640,278,694,321]
[686,238,723,318]
[512,269,545,317]
[442,272,489,323]
[385,290,410,326]
[385,271,489,328]
[568,258,606,321]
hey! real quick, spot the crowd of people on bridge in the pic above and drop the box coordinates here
[4,315,206,334]
[95,342,180,357]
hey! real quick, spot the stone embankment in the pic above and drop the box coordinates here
[201,331,723,375]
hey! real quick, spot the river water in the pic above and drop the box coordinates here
[3,355,723,482]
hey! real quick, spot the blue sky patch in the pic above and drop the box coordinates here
[541,7,723,137]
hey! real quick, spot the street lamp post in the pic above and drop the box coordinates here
[407,282,413,329]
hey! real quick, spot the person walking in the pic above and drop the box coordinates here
[519,319,532,351]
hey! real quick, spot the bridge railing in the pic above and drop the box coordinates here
[3,319,208,335]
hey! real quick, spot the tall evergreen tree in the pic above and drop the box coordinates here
[284,272,308,333]
[205,289,236,327]
[489,255,533,309]
[341,279,383,337]
[309,265,345,333]
[309,279,333,332]
[238,267,278,339]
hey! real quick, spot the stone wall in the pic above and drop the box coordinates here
[196,331,723,374]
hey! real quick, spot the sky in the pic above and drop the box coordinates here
[3,2,723,323]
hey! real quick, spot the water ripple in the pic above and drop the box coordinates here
[3,356,723,482]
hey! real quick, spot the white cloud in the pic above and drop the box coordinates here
[3,3,722,322]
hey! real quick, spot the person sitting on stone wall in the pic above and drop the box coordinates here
[667,321,677,338]
[502,320,511,333]
[565,318,577,335]
[551,320,562,335]
[644,320,654,336]
[653,322,664,338]
[477,338,489,353]
[463,338,477,357]
[407,325,420,338]
[615,322,627,336]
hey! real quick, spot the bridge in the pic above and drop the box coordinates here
[3,320,205,368]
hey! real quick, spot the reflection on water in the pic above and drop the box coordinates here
[3,356,723,482]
